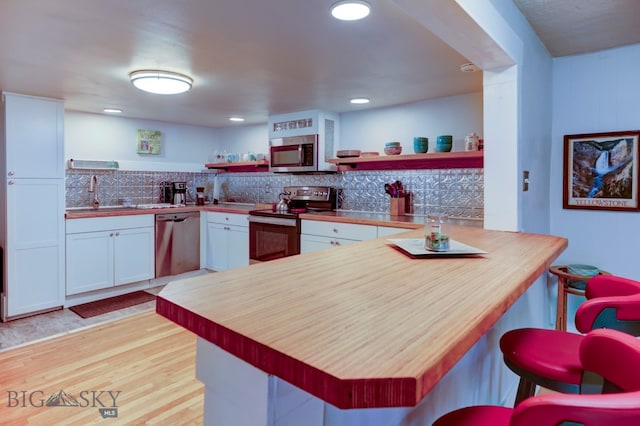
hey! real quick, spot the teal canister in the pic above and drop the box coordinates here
[436,135,453,152]
[413,137,429,153]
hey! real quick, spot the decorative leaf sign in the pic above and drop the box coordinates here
[137,129,161,154]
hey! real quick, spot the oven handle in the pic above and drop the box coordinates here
[248,215,298,227]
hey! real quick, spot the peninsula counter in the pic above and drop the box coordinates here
[157,225,567,425]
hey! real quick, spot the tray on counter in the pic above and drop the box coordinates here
[386,238,487,257]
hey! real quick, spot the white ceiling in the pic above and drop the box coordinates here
[0,0,638,129]
[513,0,640,57]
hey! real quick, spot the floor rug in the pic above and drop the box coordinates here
[69,291,156,318]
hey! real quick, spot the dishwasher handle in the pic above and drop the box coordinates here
[156,212,199,222]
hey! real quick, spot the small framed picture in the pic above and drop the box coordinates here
[563,130,640,211]
[137,129,162,154]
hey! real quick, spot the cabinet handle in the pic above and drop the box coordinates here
[115,232,120,236]
[110,233,114,237]
[334,241,341,246]
[8,180,14,185]
[332,228,338,233]
[8,171,14,176]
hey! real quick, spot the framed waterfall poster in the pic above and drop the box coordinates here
[563,130,640,211]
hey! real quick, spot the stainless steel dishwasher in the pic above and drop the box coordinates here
[155,211,200,278]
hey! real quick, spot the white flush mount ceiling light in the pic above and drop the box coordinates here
[129,70,193,95]
[229,117,245,122]
[350,97,370,104]
[103,108,122,113]
[331,1,371,21]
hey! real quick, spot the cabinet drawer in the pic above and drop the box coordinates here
[301,220,377,241]
[66,214,154,234]
[207,212,248,227]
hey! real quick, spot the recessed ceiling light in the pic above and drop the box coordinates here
[350,97,370,104]
[229,117,245,122]
[103,108,122,113]
[129,70,193,95]
[331,1,370,21]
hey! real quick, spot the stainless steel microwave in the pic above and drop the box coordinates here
[269,135,318,173]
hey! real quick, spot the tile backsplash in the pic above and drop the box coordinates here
[66,168,483,219]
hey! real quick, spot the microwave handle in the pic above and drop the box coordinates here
[298,144,303,163]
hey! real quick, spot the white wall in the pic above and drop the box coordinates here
[465,0,553,234]
[65,94,483,171]
[65,111,220,171]
[551,44,640,279]
[340,93,483,153]
[216,124,269,157]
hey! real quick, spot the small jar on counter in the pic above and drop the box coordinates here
[196,187,205,206]
[425,212,450,251]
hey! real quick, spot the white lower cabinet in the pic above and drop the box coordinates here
[301,220,416,254]
[300,221,378,254]
[66,215,154,295]
[206,212,248,271]
[3,179,65,319]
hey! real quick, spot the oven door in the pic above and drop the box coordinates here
[249,215,300,263]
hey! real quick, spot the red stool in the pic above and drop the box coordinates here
[433,329,640,426]
[501,275,640,405]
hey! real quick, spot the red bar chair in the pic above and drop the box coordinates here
[433,328,640,426]
[500,275,640,405]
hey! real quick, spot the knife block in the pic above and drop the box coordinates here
[390,197,405,216]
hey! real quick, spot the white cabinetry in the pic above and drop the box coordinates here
[301,221,415,254]
[300,221,378,254]
[206,212,249,271]
[66,215,154,295]
[377,226,413,238]
[0,93,65,320]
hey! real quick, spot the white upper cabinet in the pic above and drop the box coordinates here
[3,92,64,179]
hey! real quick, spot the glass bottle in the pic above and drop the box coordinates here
[425,212,450,251]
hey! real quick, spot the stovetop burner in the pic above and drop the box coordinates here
[249,185,336,218]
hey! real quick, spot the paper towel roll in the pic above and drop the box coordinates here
[212,175,221,203]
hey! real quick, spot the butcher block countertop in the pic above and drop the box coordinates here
[300,210,483,229]
[156,225,567,409]
[64,202,258,218]
[65,203,482,231]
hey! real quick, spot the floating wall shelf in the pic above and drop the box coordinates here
[204,152,483,173]
[327,151,483,171]
[67,159,119,170]
[205,159,269,172]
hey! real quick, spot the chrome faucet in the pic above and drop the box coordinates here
[89,175,99,209]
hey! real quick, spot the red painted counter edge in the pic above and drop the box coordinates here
[156,296,418,409]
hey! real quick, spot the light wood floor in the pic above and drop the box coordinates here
[0,311,203,425]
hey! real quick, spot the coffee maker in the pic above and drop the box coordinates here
[171,182,187,205]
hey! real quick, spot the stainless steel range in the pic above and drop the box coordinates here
[248,186,336,263]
